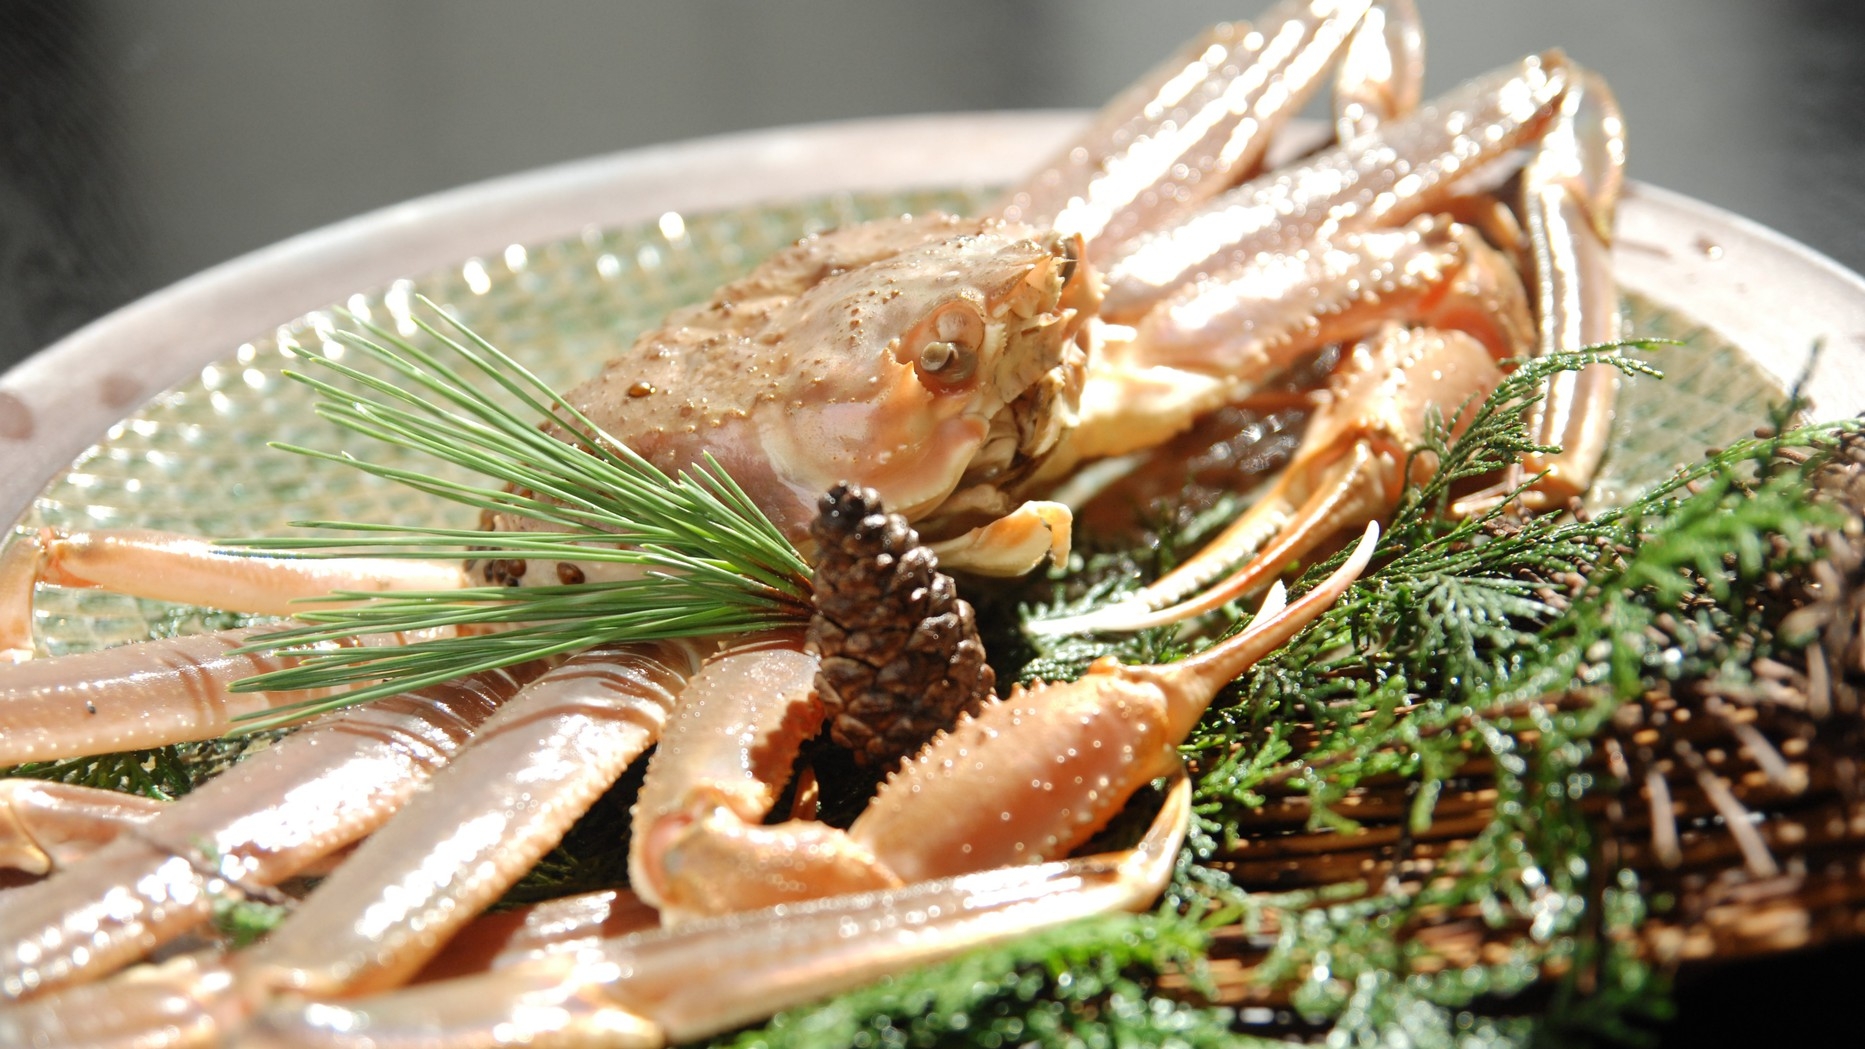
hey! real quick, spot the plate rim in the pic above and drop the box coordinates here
[4,110,1863,529]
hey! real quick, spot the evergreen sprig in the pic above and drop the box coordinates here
[1160,383,1855,1043]
[221,301,811,730]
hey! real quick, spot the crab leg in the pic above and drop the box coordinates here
[0,891,665,1048]
[1101,51,1573,326]
[1040,328,1491,636]
[1063,215,1534,461]
[624,632,826,917]
[269,778,1192,1049]
[998,0,1420,260]
[626,630,870,922]
[1516,69,1626,507]
[0,779,357,878]
[409,889,663,985]
[1331,0,1422,141]
[1047,63,1623,634]
[0,527,469,659]
[0,663,532,1000]
[0,780,166,875]
[638,528,1371,921]
[1,628,347,764]
[0,782,1188,1049]
[0,624,475,764]
[233,639,706,999]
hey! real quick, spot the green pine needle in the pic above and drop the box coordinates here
[222,300,811,730]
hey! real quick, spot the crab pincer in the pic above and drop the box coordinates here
[262,524,1376,1047]
[632,522,1377,923]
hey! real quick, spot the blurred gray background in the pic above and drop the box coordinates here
[1,1,1861,374]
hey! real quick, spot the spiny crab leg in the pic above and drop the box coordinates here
[0,624,468,765]
[635,527,1371,921]
[999,0,1422,261]
[231,639,708,999]
[0,781,1189,1049]
[0,526,469,660]
[0,663,533,1000]
[1099,51,1573,326]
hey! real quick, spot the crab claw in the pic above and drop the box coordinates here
[1033,325,1487,636]
[626,524,1374,928]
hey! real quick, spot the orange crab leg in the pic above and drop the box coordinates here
[625,630,848,922]
[278,782,1191,1049]
[1040,328,1490,636]
[0,781,1190,1048]
[0,664,531,1000]
[640,527,1372,919]
[0,527,468,660]
[408,889,664,986]
[234,640,704,999]
[1517,69,1626,508]
[1049,58,1625,636]
[1101,51,1573,326]
[1062,216,1534,463]
[1331,0,1422,141]
[999,0,1420,261]
[0,780,167,876]
[1,628,352,764]
[0,622,484,765]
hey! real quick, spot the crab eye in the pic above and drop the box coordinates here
[919,340,962,373]
[908,301,984,388]
[1056,232,1081,290]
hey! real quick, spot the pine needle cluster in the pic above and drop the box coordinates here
[224,301,813,730]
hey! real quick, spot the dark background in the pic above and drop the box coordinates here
[1,1,1862,375]
[0,1,1861,1038]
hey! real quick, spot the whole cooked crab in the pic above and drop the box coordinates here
[0,1,1626,1043]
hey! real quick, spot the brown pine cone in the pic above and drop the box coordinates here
[807,483,994,766]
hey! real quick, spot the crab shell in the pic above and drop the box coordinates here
[503,214,1089,562]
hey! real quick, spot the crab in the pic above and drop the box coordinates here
[0,0,1627,1043]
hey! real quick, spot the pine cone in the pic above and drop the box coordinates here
[807,483,993,766]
